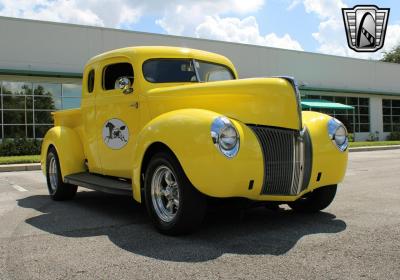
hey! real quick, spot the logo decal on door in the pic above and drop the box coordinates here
[102,118,129,149]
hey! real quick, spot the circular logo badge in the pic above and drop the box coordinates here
[102,118,129,149]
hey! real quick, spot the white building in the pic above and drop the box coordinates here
[0,16,399,140]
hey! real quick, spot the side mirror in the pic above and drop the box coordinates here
[116,76,133,94]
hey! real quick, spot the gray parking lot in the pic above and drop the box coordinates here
[0,150,399,280]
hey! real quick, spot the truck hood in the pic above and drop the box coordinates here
[145,78,301,130]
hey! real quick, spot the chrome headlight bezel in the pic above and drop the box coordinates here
[328,118,349,152]
[211,117,240,158]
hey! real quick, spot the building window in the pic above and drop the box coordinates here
[62,84,81,109]
[0,80,82,139]
[34,83,60,110]
[62,97,81,109]
[304,94,370,133]
[382,99,400,132]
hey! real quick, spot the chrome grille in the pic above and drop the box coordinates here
[249,125,312,196]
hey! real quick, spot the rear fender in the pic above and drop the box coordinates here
[41,126,86,178]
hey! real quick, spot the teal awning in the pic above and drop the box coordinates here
[301,99,354,110]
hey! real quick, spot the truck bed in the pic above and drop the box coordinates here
[52,108,82,128]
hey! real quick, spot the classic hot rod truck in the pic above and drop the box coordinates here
[41,46,348,235]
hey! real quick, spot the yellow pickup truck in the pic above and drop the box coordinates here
[41,46,348,235]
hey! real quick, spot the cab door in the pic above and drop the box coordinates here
[95,57,140,178]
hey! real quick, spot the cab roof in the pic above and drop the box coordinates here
[86,46,237,75]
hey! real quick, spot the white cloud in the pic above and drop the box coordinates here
[0,0,265,32]
[292,0,343,56]
[0,0,150,27]
[287,0,302,11]
[380,24,400,55]
[156,1,303,51]
[264,33,304,51]
[311,17,350,57]
[0,0,104,26]
[195,16,303,51]
[155,0,265,36]
[118,6,143,27]
[302,0,346,19]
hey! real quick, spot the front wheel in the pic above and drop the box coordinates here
[46,147,78,201]
[144,152,206,235]
[288,185,337,213]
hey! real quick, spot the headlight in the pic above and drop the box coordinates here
[328,118,348,152]
[211,117,240,158]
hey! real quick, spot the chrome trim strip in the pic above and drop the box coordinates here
[290,135,297,194]
[273,76,303,132]
[192,59,201,82]
[295,132,306,195]
[249,125,311,196]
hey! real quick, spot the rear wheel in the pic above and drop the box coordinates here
[144,151,206,235]
[46,147,78,201]
[288,185,337,213]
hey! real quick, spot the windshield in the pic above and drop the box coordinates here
[142,59,234,83]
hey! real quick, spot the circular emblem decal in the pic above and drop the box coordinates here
[102,118,129,149]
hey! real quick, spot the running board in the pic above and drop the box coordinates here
[64,172,132,196]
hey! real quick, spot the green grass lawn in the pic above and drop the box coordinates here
[350,141,400,148]
[0,155,40,165]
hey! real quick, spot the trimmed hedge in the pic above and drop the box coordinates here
[387,131,400,141]
[0,138,42,156]
[0,155,41,164]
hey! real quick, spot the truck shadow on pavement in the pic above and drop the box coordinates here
[18,190,346,262]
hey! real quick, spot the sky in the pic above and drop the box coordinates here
[0,0,399,60]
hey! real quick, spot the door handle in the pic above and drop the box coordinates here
[130,101,139,109]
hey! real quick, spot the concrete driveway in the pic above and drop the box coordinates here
[0,150,399,280]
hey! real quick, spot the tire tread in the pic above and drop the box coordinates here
[144,151,206,235]
[46,147,78,201]
[288,185,337,213]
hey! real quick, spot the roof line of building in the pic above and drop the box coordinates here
[0,68,82,79]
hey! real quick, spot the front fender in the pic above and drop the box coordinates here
[41,126,86,178]
[132,109,264,203]
[303,111,348,191]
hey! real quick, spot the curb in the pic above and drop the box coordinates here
[0,163,41,172]
[349,145,400,152]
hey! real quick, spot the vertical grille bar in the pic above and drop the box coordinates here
[249,125,312,196]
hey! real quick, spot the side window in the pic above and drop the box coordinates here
[103,62,134,91]
[208,70,233,81]
[87,69,95,93]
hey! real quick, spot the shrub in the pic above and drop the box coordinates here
[366,131,380,141]
[387,131,400,141]
[0,138,42,156]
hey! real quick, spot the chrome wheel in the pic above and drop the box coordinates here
[48,154,58,193]
[151,165,180,222]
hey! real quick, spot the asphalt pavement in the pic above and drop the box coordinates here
[0,150,399,280]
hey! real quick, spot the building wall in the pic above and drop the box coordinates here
[0,16,400,140]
